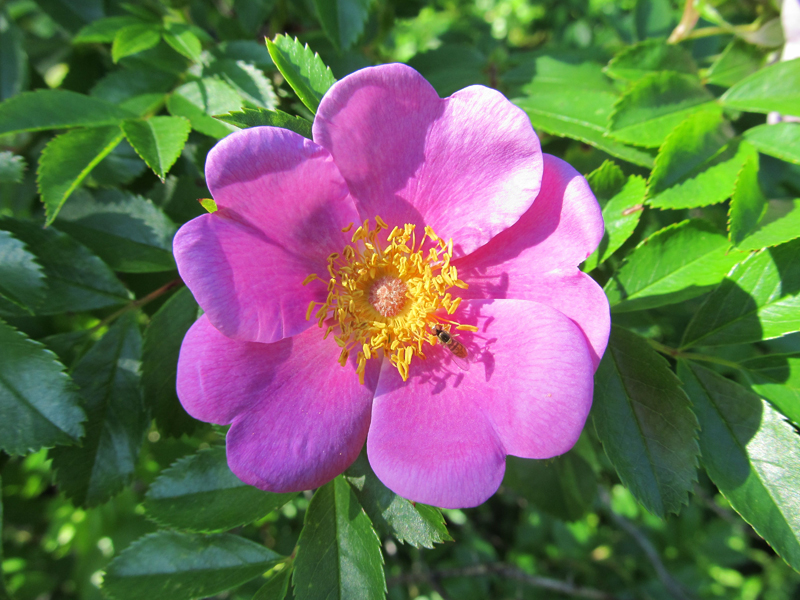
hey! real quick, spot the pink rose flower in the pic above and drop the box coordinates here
[173,64,609,509]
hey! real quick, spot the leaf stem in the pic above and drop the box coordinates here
[91,277,184,333]
[668,0,700,43]
[647,339,742,370]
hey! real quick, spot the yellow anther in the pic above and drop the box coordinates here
[456,324,479,332]
[306,301,317,320]
[341,223,354,232]
[302,274,319,286]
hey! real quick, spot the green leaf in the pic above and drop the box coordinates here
[38,125,125,225]
[293,477,385,600]
[216,107,312,138]
[608,72,717,148]
[504,452,596,522]
[583,161,645,271]
[739,354,800,426]
[647,111,755,209]
[0,217,131,315]
[55,189,177,273]
[145,446,296,532]
[73,16,144,43]
[681,238,800,348]
[0,8,28,101]
[142,286,199,437]
[0,89,132,136]
[266,35,336,114]
[513,92,655,168]
[0,151,25,183]
[91,69,177,109]
[705,39,766,88]
[605,39,697,81]
[604,220,745,313]
[199,198,218,213]
[253,568,291,600]
[313,0,372,51]
[407,44,487,98]
[122,116,190,181]
[208,60,278,110]
[0,318,85,455]
[162,23,202,62]
[344,452,451,548]
[732,199,800,251]
[721,58,800,115]
[592,326,700,517]
[51,314,146,507]
[167,78,242,138]
[729,152,767,246]
[743,122,800,166]
[679,361,800,571]
[111,24,162,63]
[0,229,45,312]
[103,531,283,600]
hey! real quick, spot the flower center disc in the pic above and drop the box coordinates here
[304,217,477,383]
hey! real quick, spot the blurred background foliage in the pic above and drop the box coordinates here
[1,0,800,599]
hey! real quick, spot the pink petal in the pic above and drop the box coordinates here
[458,269,609,369]
[456,154,603,272]
[367,299,595,508]
[313,63,543,256]
[177,316,378,492]
[174,127,359,343]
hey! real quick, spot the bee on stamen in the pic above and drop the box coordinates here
[432,324,470,371]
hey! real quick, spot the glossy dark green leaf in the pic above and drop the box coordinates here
[739,354,800,426]
[313,0,372,51]
[407,44,486,97]
[0,229,45,312]
[51,314,146,507]
[583,161,645,271]
[706,39,767,88]
[721,58,800,115]
[111,24,161,62]
[504,453,596,522]
[0,8,27,101]
[728,152,767,246]
[680,361,800,571]
[604,220,745,313]
[593,326,699,517]
[266,35,336,114]
[293,477,385,600]
[145,446,296,531]
[216,107,312,138]
[90,69,176,111]
[38,126,125,225]
[681,239,800,349]
[0,318,85,455]
[0,217,131,315]
[608,72,717,148]
[344,452,451,548]
[142,286,198,436]
[55,189,176,273]
[605,39,697,81]
[647,111,755,210]
[744,122,800,166]
[167,78,242,138]
[0,90,132,136]
[73,15,144,43]
[253,568,291,600]
[103,531,283,600]
[122,116,191,181]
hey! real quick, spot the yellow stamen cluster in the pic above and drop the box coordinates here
[303,217,476,383]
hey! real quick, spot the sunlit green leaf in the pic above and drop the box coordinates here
[122,116,191,181]
[743,123,800,166]
[728,152,767,246]
[266,35,336,114]
[721,58,800,115]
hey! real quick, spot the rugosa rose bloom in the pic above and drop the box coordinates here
[174,63,610,509]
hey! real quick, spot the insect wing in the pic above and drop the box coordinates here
[448,350,470,371]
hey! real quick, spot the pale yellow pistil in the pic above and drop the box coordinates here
[303,217,478,384]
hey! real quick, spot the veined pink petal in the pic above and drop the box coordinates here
[313,63,543,256]
[177,316,378,492]
[458,269,609,369]
[174,127,359,343]
[367,299,595,508]
[456,154,603,273]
